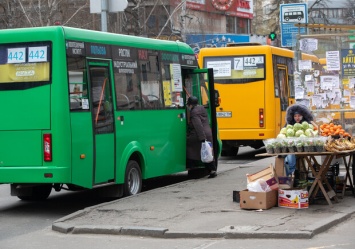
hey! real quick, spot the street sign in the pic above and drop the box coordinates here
[280,3,308,48]
[90,0,128,13]
[280,3,307,24]
[281,23,306,47]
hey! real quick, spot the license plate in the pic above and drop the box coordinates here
[216,112,232,118]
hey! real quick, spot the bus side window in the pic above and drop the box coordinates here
[273,56,280,98]
[287,58,295,98]
[69,73,87,110]
[68,57,88,111]
[278,67,288,111]
[139,52,163,110]
[115,73,141,110]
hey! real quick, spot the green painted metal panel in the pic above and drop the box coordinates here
[95,133,115,183]
[70,112,94,188]
[0,131,42,166]
[0,167,70,183]
[0,85,50,130]
[115,109,186,183]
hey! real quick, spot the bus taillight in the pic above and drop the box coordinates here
[43,134,52,162]
[259,109,264,127]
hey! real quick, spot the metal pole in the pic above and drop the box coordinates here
[181,1,186,42]
[101,0,108,32]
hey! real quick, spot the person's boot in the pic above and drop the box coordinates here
[208,170,217,178]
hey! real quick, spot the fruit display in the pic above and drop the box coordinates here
[319,123,351,137]
[324,136,355,152]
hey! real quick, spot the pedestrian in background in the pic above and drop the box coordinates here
[186,96,217,178]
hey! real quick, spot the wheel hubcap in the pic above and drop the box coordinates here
[128,168,140,194]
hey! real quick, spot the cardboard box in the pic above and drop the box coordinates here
[275,157,285,177]
[278,189,309,209]
[247,164,279,190]
[240,189,278,210]
[278,176,293,189]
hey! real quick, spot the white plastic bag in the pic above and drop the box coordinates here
[247,179,272,192]
[201,141,213,163]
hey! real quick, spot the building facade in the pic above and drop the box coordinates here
[0,1,255,51]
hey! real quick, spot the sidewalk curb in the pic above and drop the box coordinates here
[52,205,355,239]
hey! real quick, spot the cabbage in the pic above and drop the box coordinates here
[293,123,302,131]
[299,134,307,138]
[295,130,304,137]
[277,134,286,139]
[286,128,295,137]
[280,127,287,135]
[308,124,314,130]
[286,124,293,129]
[302,121,309,130]
[305,129,314,137]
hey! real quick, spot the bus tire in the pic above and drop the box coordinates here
[123,160,142,196]
[17,184,52,201]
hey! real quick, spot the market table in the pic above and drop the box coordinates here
[256,150,355,206]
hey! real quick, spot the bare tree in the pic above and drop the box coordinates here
[118,0,173,37]
[0,0,91,29]
[344,0,355,24]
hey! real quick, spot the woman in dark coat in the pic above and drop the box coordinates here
[284,104,318,176]
[186,96,217,178]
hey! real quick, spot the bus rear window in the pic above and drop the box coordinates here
[0,42,51,89]
[204,55,265,84]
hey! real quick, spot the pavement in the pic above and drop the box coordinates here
[52,156,355,239]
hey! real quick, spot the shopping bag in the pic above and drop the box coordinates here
[201,141,213,163]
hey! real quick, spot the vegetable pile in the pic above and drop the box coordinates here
[277,121,318,139]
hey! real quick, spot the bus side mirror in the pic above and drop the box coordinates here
[215,90,220,107]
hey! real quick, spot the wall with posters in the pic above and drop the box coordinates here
[295,35,355,132]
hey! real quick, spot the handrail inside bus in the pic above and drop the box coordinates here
[95,78,108,125]
[183,85,191,97]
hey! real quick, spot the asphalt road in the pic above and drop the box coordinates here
[0,146,265,242]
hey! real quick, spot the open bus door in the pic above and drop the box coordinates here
[277,66,291,129]
[71,60,115,188]
[182,68,220,169]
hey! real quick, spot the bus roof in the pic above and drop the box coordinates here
[319,58,326,65]
[0,26,194,54]
[199,44,294,58]
[301,53,319,63]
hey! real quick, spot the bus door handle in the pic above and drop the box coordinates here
[118,115,124,125]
